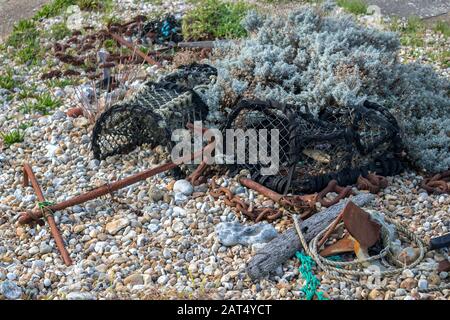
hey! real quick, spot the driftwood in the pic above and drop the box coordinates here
[246,193,375,280]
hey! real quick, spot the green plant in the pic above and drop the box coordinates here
[77,0,113,12]
[0,69,18,91]
[50,22,72,40]
[434,20,450,38]
[405,15,424,33]
[102,14,122,26]
[1,129,25,147]
[17,84,38,100]
[16,41,43,65]
[182,0,253,41]
[6,19,39,48]
[21,93,62,115]
[34,0,77,20]
[389,16,426,47]
[103,39,117,51]
[143,0,163,4]
[18,121,33,130]
[46,78,77,88]
[5,19,43,65]
[336,0,368,15]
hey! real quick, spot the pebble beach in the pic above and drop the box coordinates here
[0,0,449,300]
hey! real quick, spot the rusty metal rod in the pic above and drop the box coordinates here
[317,209,345,249]
[109,32,160,66]
[22,164,73,266]
[239,177,284,202]
[19,141,215,225]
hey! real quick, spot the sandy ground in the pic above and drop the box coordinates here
[0,0,49,42]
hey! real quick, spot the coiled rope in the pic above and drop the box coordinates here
[293,213,450,294]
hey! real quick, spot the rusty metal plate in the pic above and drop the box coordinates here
[320,237,355,257]
[342,201,381,248]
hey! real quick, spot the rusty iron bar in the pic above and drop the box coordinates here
[22,164,73,266]
[109,32,160,67]
[19,141,215,225]
[317,206,346,248]
[238,177,284,202]
[239,177,316,218]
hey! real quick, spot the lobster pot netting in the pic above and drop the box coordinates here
[161,63,218,89]
[92,81,209,160]
[222,100,292,175]
[223,99,404,194]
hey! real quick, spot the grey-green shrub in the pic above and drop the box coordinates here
[202,5,450,172]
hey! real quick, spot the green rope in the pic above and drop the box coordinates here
[295,251,329,300]
[37,201,55,218]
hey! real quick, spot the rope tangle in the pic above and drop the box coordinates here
[293,212,449,294]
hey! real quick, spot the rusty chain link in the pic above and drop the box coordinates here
[421,170,450,194]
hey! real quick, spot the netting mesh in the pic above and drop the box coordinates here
[223,99,404,194]
[140,14,183,44]
[91,81,209,160]
[161,63,217,89]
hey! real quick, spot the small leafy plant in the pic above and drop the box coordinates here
[6,19,43,65]
[76,0,114,13]
[0,69,18,91]
[182,0,253,40]
[336,0,368,15]
[17,84,38,100]
[50,22,72,40]
[434,20,450,38]
[1,129,25,147]
[34,0,77,19]
[21,93,62,115]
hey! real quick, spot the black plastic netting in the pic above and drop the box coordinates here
[222,99,404,194]
[140,14,183,44]
[161,63,217,89]
[91,81,209,160]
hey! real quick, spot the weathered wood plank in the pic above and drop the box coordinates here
[246,194,375,280]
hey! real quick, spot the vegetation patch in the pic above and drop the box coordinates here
[336,0,368,15]
[0,69,19,91]
[34,0,77,20]
[20,93,62,115]
[77,0,114,12]
[1,129,25,147]
[50,22,72,40]
[5,19,43,65]
[182,0,253,41]
[434,20,450,38]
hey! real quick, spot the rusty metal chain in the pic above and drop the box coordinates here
[421,170,450,194]
[356,173,389,194]
[209,178,283,222]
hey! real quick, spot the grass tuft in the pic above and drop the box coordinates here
[34,0,77,20]
[434,20,450,38]
[20,93,62,115]
[0,69,19,91]
[50,22,72,40]
[182,0,253,41]
[1,129,25,147]
[336,0,368,15]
